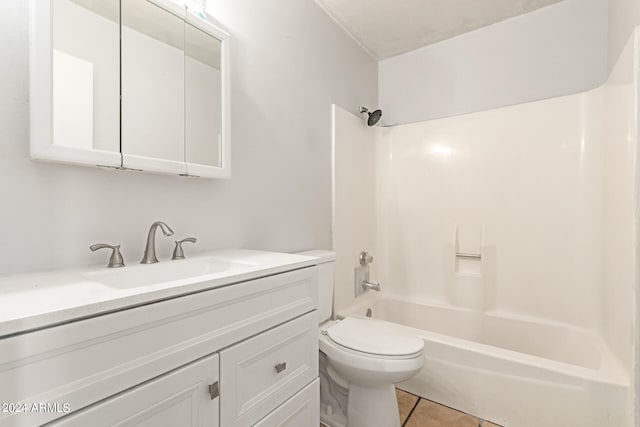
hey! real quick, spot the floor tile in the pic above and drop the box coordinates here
[397,388,420,424]
[404,399,479,427]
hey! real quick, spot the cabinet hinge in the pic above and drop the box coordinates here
[208,381,219,400]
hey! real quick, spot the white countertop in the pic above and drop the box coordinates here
[0,249,322,337]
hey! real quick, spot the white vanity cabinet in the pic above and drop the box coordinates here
[0,266,319,427]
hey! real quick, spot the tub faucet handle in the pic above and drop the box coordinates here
[90,244,125,268]
[359,251,374,266]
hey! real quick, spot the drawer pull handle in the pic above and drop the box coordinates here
[275,362,287,374]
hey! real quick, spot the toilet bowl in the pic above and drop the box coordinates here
[320,317,424,427]
[298,250,425,427]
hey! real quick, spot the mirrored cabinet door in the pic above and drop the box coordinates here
[184,15,230,178]
[30,0,122,167]
[53,0,120,153]
[185,23,222,170]
[121,0,187,174]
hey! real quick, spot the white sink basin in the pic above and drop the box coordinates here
[83,256,256,289]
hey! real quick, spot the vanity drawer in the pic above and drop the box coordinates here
[220,312,318,426]
[0,267,317,427]
[254,379,319,427]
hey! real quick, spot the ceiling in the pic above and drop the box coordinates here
[315,0,565,59]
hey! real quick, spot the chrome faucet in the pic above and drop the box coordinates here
[141,221,174,264]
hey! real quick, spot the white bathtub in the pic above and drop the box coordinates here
[342,297,630,427]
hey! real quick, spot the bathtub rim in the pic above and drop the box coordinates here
[340,294,629,387]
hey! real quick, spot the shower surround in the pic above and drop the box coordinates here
[332,30,640,427]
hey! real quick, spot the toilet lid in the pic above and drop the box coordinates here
[326,317,424,357]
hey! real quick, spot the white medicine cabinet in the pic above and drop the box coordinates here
[29,0,231,178]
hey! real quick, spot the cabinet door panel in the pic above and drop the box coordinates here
[50,354,219,427]
[220,312,318,426]
[254,379,319,427]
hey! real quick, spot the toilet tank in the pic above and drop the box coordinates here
[297,250,335,323]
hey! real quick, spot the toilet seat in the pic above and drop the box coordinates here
[318,319,425,388]
[323,317,424,358]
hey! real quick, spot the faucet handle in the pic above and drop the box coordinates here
[90,244,125,268]
[359,251,374,266]
[172,237,197,260]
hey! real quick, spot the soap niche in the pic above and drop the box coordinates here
[446,225,492,311]
[455,254,482,276]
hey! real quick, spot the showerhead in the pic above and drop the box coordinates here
[360,106,382,126]
[367,109,382,126]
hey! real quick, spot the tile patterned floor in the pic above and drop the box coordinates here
[397,389,504,427]
[320,389,504,427]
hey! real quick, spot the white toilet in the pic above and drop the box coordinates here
[301,251,425,427]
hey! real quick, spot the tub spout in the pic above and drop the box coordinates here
[363,281,381,292]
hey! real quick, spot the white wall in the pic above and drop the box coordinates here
[375,31,638,376]
[331,105,379,313]
[0,0,377,275]
[377,91,606,329]
[378,0,608,125]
